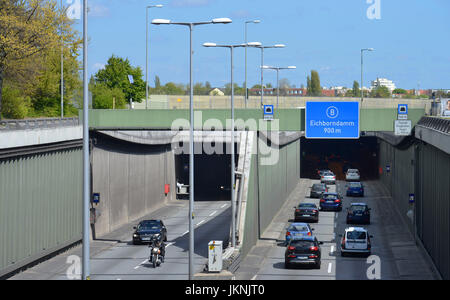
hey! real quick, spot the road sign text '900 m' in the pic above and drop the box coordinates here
[305,102,360,139]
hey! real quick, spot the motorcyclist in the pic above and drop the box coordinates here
[149,234,166,263]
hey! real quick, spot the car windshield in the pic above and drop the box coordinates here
[313,184,326,191]
[323,194,338,200]
[138,222,161,231]
[300,203,316,208]
[349,182,362,187]
[288,225,309,232]
[347,231,367,240]
[350,205,367,212]
[348,170,359,174]
[290,240,315,248]
[323,172,334,176]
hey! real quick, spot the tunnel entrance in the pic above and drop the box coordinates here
[300,136,379,180]
[175,142,238,201]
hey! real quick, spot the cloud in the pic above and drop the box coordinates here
[230,9,252,19]
[88,4,110,17]
[170,0,211,8]
[92,63,105,72]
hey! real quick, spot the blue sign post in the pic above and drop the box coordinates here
[305,102,360,139]
[263,105,274,121]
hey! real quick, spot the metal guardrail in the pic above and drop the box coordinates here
[0,118,79,131]
[417,117,450,134]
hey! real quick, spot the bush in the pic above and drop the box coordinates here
[1,86,31,119]
[91,83,126,109]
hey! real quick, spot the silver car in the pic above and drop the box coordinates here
[340,227,372,257]
[346,169,360,182]
[320,171,336,185]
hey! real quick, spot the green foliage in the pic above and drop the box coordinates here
[94,55,145,102]
[352,81,360,97]
[90,82,126,109]
[393,88,407,94]
[370,86,391,98]
[307,70,322,96]
[1,85,31,119]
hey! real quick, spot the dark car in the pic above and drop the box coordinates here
[285,236,323,269]
[310,183,328,198]
[132,220,167,245]
[319,193,343,211]
[346,203,371,224]
[294,203,319,223]
[346,182,364,197]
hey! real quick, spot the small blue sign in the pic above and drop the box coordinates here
[263,105,274,115]
[386,165,391,173]
[305,102,360,139]
[409,193,415,203]
[398,104,408,115]
[93,193,100,204]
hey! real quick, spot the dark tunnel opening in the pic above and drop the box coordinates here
[300,136,379,180]
[175,142,238,201]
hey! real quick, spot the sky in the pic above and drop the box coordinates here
[68,0,450,90]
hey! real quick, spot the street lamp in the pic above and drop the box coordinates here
[203,42,246,248]
[145,4,163,110]
[361,48,374,102]
[244,20,260,108]
[152,17,232,280]
[82,0,90,281]
[262,65,296,108]
[247,43,285,107]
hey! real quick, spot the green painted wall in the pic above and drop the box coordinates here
[0,148,82,277]
[84,108,424,132]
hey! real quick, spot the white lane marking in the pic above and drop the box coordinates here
[196,220,206,226]
[335,213,339,219]
[251,275,257,280]
[328,263,332,274]
[221,204,227,208]
[117,278,122,280]
[166,242,174,248]
[209,211,217,217]
[134,266,139,270]
[330,245,335,254]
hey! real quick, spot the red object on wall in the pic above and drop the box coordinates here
[379,167,383,175]
[164,184,170,195]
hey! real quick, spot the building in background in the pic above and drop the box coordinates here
[371,77,396,92]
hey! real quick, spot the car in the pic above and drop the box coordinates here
[345,169,360,182]
[285,236,323,269]
[346,203,371,224]
[320,171,336,185]
[132,220,167,245]
[340,227,372,257]
[346,182,365,197]
[317,169,330,179]
[285,222,314,245]
[294,203,319,223]
[310,183,328,198]
[319,192,343,211]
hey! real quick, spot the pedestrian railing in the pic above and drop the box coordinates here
[0,117,79,131]
[417,117,450,134]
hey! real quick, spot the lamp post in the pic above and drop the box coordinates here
[361,48,374,102]
[145,4,163,110]
[247,43,285,107]
[244,20,260,108]
[82,0,90,281]
[262,65,296,108]
[60,0,64,118]
[152,18,232,280]
[203,42,246,248]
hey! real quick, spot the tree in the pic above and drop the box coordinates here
[307,70,322,96]
[154,75,161,89]
[90,82,126,109]
[352,81,360,97]
[370,86,391,98]
[393,88,407,94]
[0,0,62,119]
[94,55,145,102]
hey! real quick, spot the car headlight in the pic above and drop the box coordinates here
[133,234,138,238]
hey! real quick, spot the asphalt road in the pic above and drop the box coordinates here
[9,200,231,280]
[237,179,437,280]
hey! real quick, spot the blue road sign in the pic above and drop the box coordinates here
[409,193,415,203]
[398,104,408,115]
[305,102,360,139]
[263,105,274,115]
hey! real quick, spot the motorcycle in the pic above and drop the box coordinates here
[149,234,163,268]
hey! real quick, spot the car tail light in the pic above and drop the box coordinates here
[288,255,296,258]
[286,231,291,236]
[307,232,311,236]
[333,176,336,179]
[310,246,318,251]
[309,255,318,259]
[295,209,300,213]
[335,199,341,203]
[288,246,295,251]
[312,210,318,213]
[320,199,325,203]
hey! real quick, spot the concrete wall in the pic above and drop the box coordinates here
[379,137,450,280]
[91,132,176,237]
[241,133,301,257]
[0,146,82,277]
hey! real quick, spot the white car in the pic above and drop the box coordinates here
[345,169,360,182]
[340,227,372,257]
[320,171,336,185]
